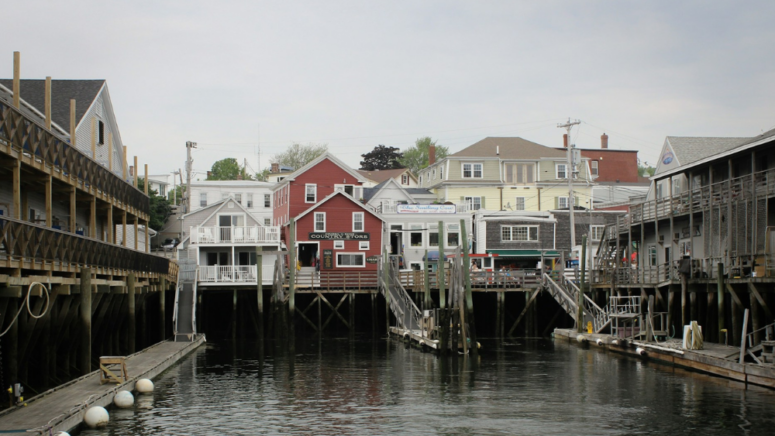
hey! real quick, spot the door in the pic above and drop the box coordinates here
[664,247,672,280]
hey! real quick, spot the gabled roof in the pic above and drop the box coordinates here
[271,153,368,191]
[290,191,386,224]
[364,178,414,205]
[357,168,415,184]
[0,79,105,131]
[182,196,261,226]
[665,136,748,167]
[451,137,566,160]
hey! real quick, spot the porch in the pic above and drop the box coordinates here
[191,225,280,244]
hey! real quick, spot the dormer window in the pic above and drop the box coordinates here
[462,163,483,178]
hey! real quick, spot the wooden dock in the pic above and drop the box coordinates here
[553,328,775,389]
[0,335,205,435]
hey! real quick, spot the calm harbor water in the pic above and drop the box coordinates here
[76,337,775,435]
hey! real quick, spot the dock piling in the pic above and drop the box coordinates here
[80,268,92,374]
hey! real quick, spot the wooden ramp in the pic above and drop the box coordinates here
[0,336,205,435]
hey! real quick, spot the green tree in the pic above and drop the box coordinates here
[138,178,172,231]
[398,137,448,175]
[360,144,404,170]
[208,158,253,180]
[272,142,328,170]
[638,161,656,177]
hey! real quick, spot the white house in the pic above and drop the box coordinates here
[189,180,275,226]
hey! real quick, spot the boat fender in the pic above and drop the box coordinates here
[636,347,647,356]
[596,338,604,346]
[576,335,588,344]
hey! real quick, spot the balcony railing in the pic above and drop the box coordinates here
[191,225,280,244]
[198,265,274,284]
[377,203,469,214]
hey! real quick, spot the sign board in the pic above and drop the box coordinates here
[366,255,380,264]
[396,204,456,214]
[308,232,370,240]
[322,249,333,269]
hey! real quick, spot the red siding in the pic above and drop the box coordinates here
[579,149,640,183]
[291,194,382,271]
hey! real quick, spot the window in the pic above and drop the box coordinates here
[649,246,657,267]
[515,197,525,211]
[501,225,538,242]
[557,196,569,209]
[264,218,271,226]
[447,223,460,246]
[556,164,567,179]
[337,253,365,267]
[98,121,104,145]
[359,241,370,250]
[352,212,364,232]
[591,161,599,176]
[462,163,483,178]
[410,224,423,247]
[306,184,317,203]
[465,196,483,211]
[334,240,344,249]
[159,185,166,197]
[440,166,444,180]
[200,193,207,207]
[314,212,325,232]
[672,176,682,196]
[590,225,605,241]
[401,174,408,185]
[234,193,242,205]
[264,194,271,208]
[246,194,253,208]
[505,163,535,184]
[428,223,439,247]
[420,175,423,185]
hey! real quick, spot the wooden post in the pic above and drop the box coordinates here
[127,273,136,353]
[12,52,20,108]
[739,308,749,364]
[646,295,655,342]
[160,277,167,341]
[690,285,697,322]
[438,222,446,309]
[577,235,587,333]
[256,246,264,339]
[70,186,76,233]
[667,284,676,338]
[70,99,76,147]
[144,164,149,195]
[12,159,21,219]
[717,263,725,341]
[681,273,688,327]
[424,249,431,310]
[461,219,477,356]
[133,156,138,188]
[80,267,92,374]
[122,210,127,247]
[90,197,96,238]
[107,204,113,244]
[145,219,150,252]
[7,298,18,388]
[750,290,761,345]
[288,218,296,327]
[45,175,52,227]
[383,247,390,333]
[44,76,52,130]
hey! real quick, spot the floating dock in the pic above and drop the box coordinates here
[0,335,205,435]
[554,328,775,389]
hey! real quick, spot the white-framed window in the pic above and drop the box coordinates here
[447,223,460,246]
[334,240,344,249]
[556,163,568,179]
[590,225,605,241]
[419,175,423,185]
[515,197,525,210]
[501,225,538,242]
[359,241,370,250]
[410,224,423,247]
[306,184,317,203]
[352,212,364,232]
[428,223,439,247]
[462,163,483,178]
[246,193,253,208]
[440,165,444,179]
[337,253,365,267]
[505,163,535,184]
[465,196,483,211]
[234,193,242,205]
[557,196,569,209]
[672,176,682,196]
[401,173,408,185]
[200,193,207,207]
[264,218,271,226]
[648,246,657,266]
[591,161,599,176]
[432,168,436,179]
[264,194,271,207]
[314,212,325,232]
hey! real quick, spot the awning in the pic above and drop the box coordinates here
[486,249,560,257]
[423,251,449,261]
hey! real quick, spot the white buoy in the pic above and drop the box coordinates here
[611,339,619,345]
[576,334,588,344]
[135,378,154,394]
[636,347,647,356]
[596,338,604,346]
[55,432,71,436]
[84,406,109,428]
[114,390,135,408]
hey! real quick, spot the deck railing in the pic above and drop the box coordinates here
[191,225,280,244]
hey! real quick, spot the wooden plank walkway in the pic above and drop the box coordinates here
[0,336,205,435]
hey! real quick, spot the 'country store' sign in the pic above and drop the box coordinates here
[308,232,370,240]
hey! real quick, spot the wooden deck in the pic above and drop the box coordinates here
[0,335,205,435]
[554,328,775,389]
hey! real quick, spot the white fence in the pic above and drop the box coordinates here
[191,226,280,244]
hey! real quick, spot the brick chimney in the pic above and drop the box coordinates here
[429,144,436,165]
[601,133,609,149]
[129,165,134,176]
[563,134,568,148]
[271,162,280,174]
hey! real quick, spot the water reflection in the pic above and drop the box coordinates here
[74,337,775,435]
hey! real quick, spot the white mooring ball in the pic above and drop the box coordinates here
[135,378,154,394]
[84,406,109,428]
[113,390,135,408]
[55,432,71,436]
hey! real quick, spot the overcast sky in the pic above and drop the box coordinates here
[5,1,774,179]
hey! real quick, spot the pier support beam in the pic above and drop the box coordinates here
[80,268,92,375]
[160,277,166,341]
[717,263,725,343]
[667,285,676,339]
[127,273,136,354]
[256,247,264,339]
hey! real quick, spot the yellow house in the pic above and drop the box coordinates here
[417,137,595,211]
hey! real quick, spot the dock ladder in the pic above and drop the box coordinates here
[173,259,198,341]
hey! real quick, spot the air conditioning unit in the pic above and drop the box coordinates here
[658,235,665,244]
[674,232,681,241]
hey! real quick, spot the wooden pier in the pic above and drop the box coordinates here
[0,335,205,435]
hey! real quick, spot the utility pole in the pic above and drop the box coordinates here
[172,170,180,206]
[558,118,580,257]
[185,141,196,213]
